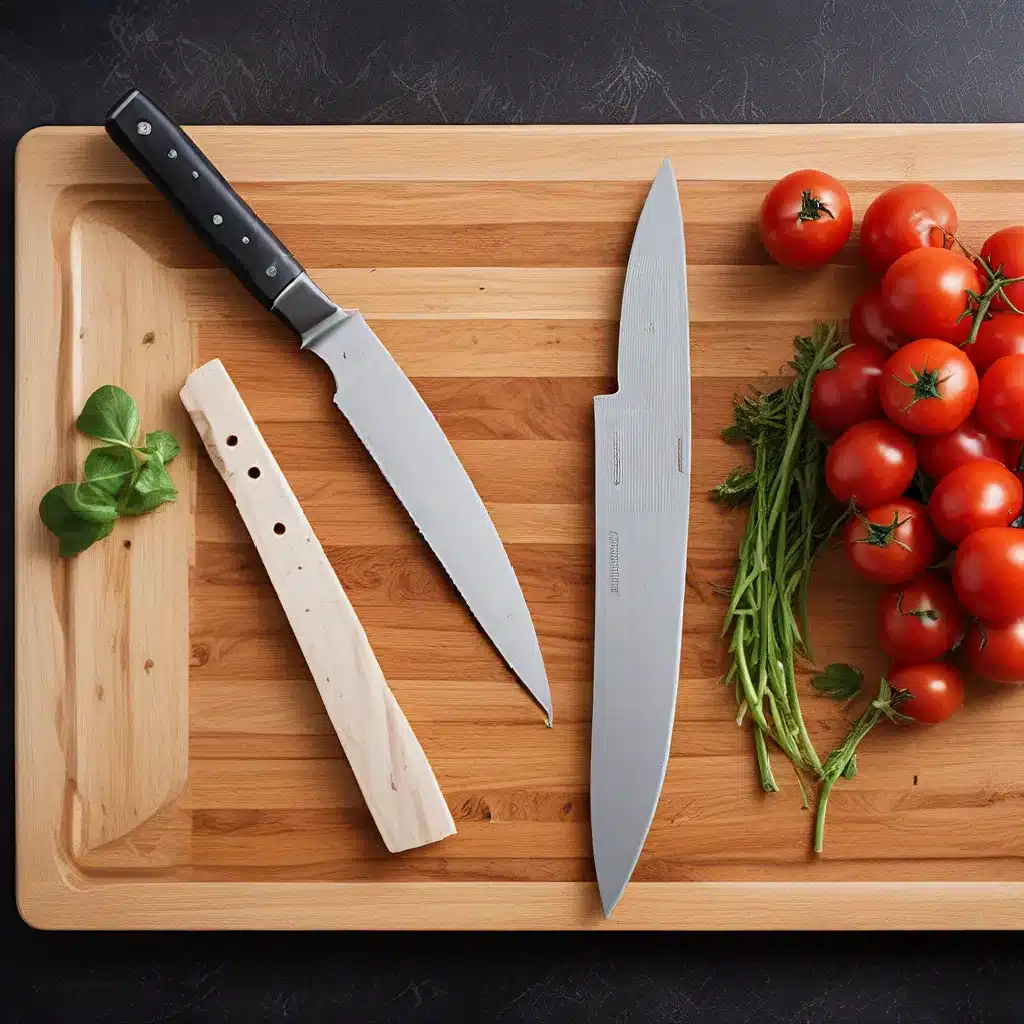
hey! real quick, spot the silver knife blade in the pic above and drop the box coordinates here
[590,158,691,916]
[287,292,552,723]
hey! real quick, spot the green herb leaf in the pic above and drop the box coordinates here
[842,755,858,780]
[39,484,118,556]
[120,453,178,515]
[84,445,139,497]
[143,430,181,464]
[66,481,119,522]
[75,385,139,447]
[811,663,864,700]
[40,386,181,556]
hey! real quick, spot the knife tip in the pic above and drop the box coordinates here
[598,878,627,919]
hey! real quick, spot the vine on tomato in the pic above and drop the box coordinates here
[860,184,958,275]
[979,225,1024,313]
[879,338,978,436]
[758,169,853,269]
[964,312,1024,375]
[881,248,983,345]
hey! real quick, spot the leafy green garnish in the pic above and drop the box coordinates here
[142,430,181,463]
[83,446,137,497]
[39,386,180,556]
[39,485,117,557]
[811,663,864,701]
[120,450,178,515]
[76,385,140,447]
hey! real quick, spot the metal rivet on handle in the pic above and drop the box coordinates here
[168,148,177,158]
[212,214,223,225]
[241,236,250,244]
[136,121,152,135]
[191,170,199,179]
[265,264,278,278]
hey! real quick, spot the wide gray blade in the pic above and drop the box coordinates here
[591,158,690,916]
[304,312,552,722]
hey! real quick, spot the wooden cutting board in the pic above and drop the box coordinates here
[16,123,1024,930]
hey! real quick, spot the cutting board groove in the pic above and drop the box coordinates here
[17,124,1024,929]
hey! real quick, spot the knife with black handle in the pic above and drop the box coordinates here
[105,88,552,722]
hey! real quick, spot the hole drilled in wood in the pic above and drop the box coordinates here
[248,466,261,479]
[273,522,286,535]
[226,435,238,446]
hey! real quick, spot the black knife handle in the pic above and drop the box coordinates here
[104,89,302,311]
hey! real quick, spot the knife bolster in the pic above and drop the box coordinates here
[272,272,341,338]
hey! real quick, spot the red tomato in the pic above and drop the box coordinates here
[758,170,853,269]
[953,526,1024,623]
[976,354,1024,440]
[928,460,1023,544]
[881,248,983,345]
[860,184,958,275]
[877,573,966,663]
[963,618,1024,684]
[979,225,1024,312]
[825,420,917,508]
[843,500,936,584]
[849,288,908,351]
[964,312,1024,374]
[879,339,979,436]
[887,663,964,723]
[809,342,888,436]
[915,416,1010,480]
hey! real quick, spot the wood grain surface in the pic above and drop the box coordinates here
[16,125,1024,929]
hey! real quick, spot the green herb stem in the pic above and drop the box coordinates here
[813,679,913,852]
[714,323,845,806]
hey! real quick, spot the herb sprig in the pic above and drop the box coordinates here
[714,323,849,790]
[39,385,180,556]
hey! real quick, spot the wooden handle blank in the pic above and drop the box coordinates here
[180,359,455,852]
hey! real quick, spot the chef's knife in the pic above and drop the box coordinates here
[105,89,552,723]
[590,159,690,916]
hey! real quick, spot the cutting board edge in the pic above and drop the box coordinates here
[16,122,1024,187]
[17,876,1024,931]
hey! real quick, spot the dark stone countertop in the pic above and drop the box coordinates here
[4,1,1024,1020]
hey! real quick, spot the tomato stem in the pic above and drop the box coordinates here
[961,267,1024,348]
[891,359,952,410]
[853,509,912,551]
[797,189,834,222]
[895,591,939,621]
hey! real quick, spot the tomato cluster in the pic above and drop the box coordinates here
[760,174,1024,724]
